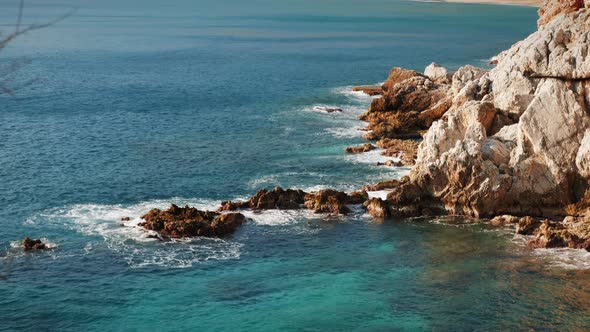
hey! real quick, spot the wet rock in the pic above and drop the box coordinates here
[529,220,584,249]
[377,160,403,167]
[219,187,307,212]
[121,217,130,221]
[312,106,343,113]
[349,190,369,204]
[489,215,519,226]
[352,85,383,96]
[21,237,47,251]
[140,204,245,238]
[364,198,391,218]
[516,216,542,235]
[345,143,376,154]
[304,189,351,215]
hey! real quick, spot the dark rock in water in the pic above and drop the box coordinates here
[121,217,130,221]
[364,198,391,219]
[348,191,369,205]
[304,189,351,215]
[249,187,307,210]
[363,179,404,192]
[312,106,343,113]
[140,204,245,238]
[220,187,362,216]
[352,85,383,96]
[377,160,403,167]
[515,216,542,235]
[325,108,343,113]
[22,237,47,251]
[489,215,519,226]
[345,144,376,154]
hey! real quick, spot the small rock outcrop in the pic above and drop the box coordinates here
[21,237,47,251]
[219,187,366,215]
[139,204,246,238]
[360,67,452,140]
[376,138,419,166]
[352,85,383,96]
[345,143,376,154]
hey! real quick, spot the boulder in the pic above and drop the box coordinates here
[304,189,352,215]
[140,204,246,238]
[345,143,376,154]
[489,215,520,226]
[516,216,542,235]
[21,237,47,251]
[352,85,383,96]
[349,190,369,204]
[364,198,391,218]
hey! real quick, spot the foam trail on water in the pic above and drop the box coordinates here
[29,198,242,268]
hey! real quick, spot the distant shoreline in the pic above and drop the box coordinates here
[415,0,541,7]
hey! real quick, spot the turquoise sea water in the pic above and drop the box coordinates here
[2,0,590,330]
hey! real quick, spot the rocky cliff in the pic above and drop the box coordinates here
[380,0,590,220]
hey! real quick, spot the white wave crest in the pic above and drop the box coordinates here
[332,85,383,102]
[29,198,242,268]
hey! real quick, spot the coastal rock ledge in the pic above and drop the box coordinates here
[351,0,590,251]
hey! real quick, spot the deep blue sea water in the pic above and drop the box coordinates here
[2,0,590,331]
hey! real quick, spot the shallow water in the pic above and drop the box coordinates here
[2,0,589,331]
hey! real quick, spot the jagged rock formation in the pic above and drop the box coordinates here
[21,237,47,251]
[385,2,590,221]
[139,204,246,238]
[360,67,452,140]
[218,187,368,215]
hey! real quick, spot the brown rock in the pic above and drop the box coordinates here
[349,191,369,204]
[345,143,376,154]
[304,189,351,215]
[516,217,542,235]
[363,179,403,192]
[377,138,420,166]
[360,71,451,141]
[139,204,245,238]
[22,237,47,251]
[364,198,391,218]
[537,0,589,27]
[490,215,519,226]
[529,220,582,249]
[352,85,383,96]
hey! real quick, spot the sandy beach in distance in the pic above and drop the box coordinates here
[422,0,541,6]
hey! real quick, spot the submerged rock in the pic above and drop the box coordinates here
[21,237,47,251]
[140,204,246,238]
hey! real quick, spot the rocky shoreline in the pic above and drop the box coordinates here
[135,1,590,251]
[21,1,590,255]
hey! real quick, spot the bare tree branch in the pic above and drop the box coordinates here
[0,1,75,96]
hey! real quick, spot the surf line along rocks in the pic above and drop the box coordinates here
[135,188,369,239]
